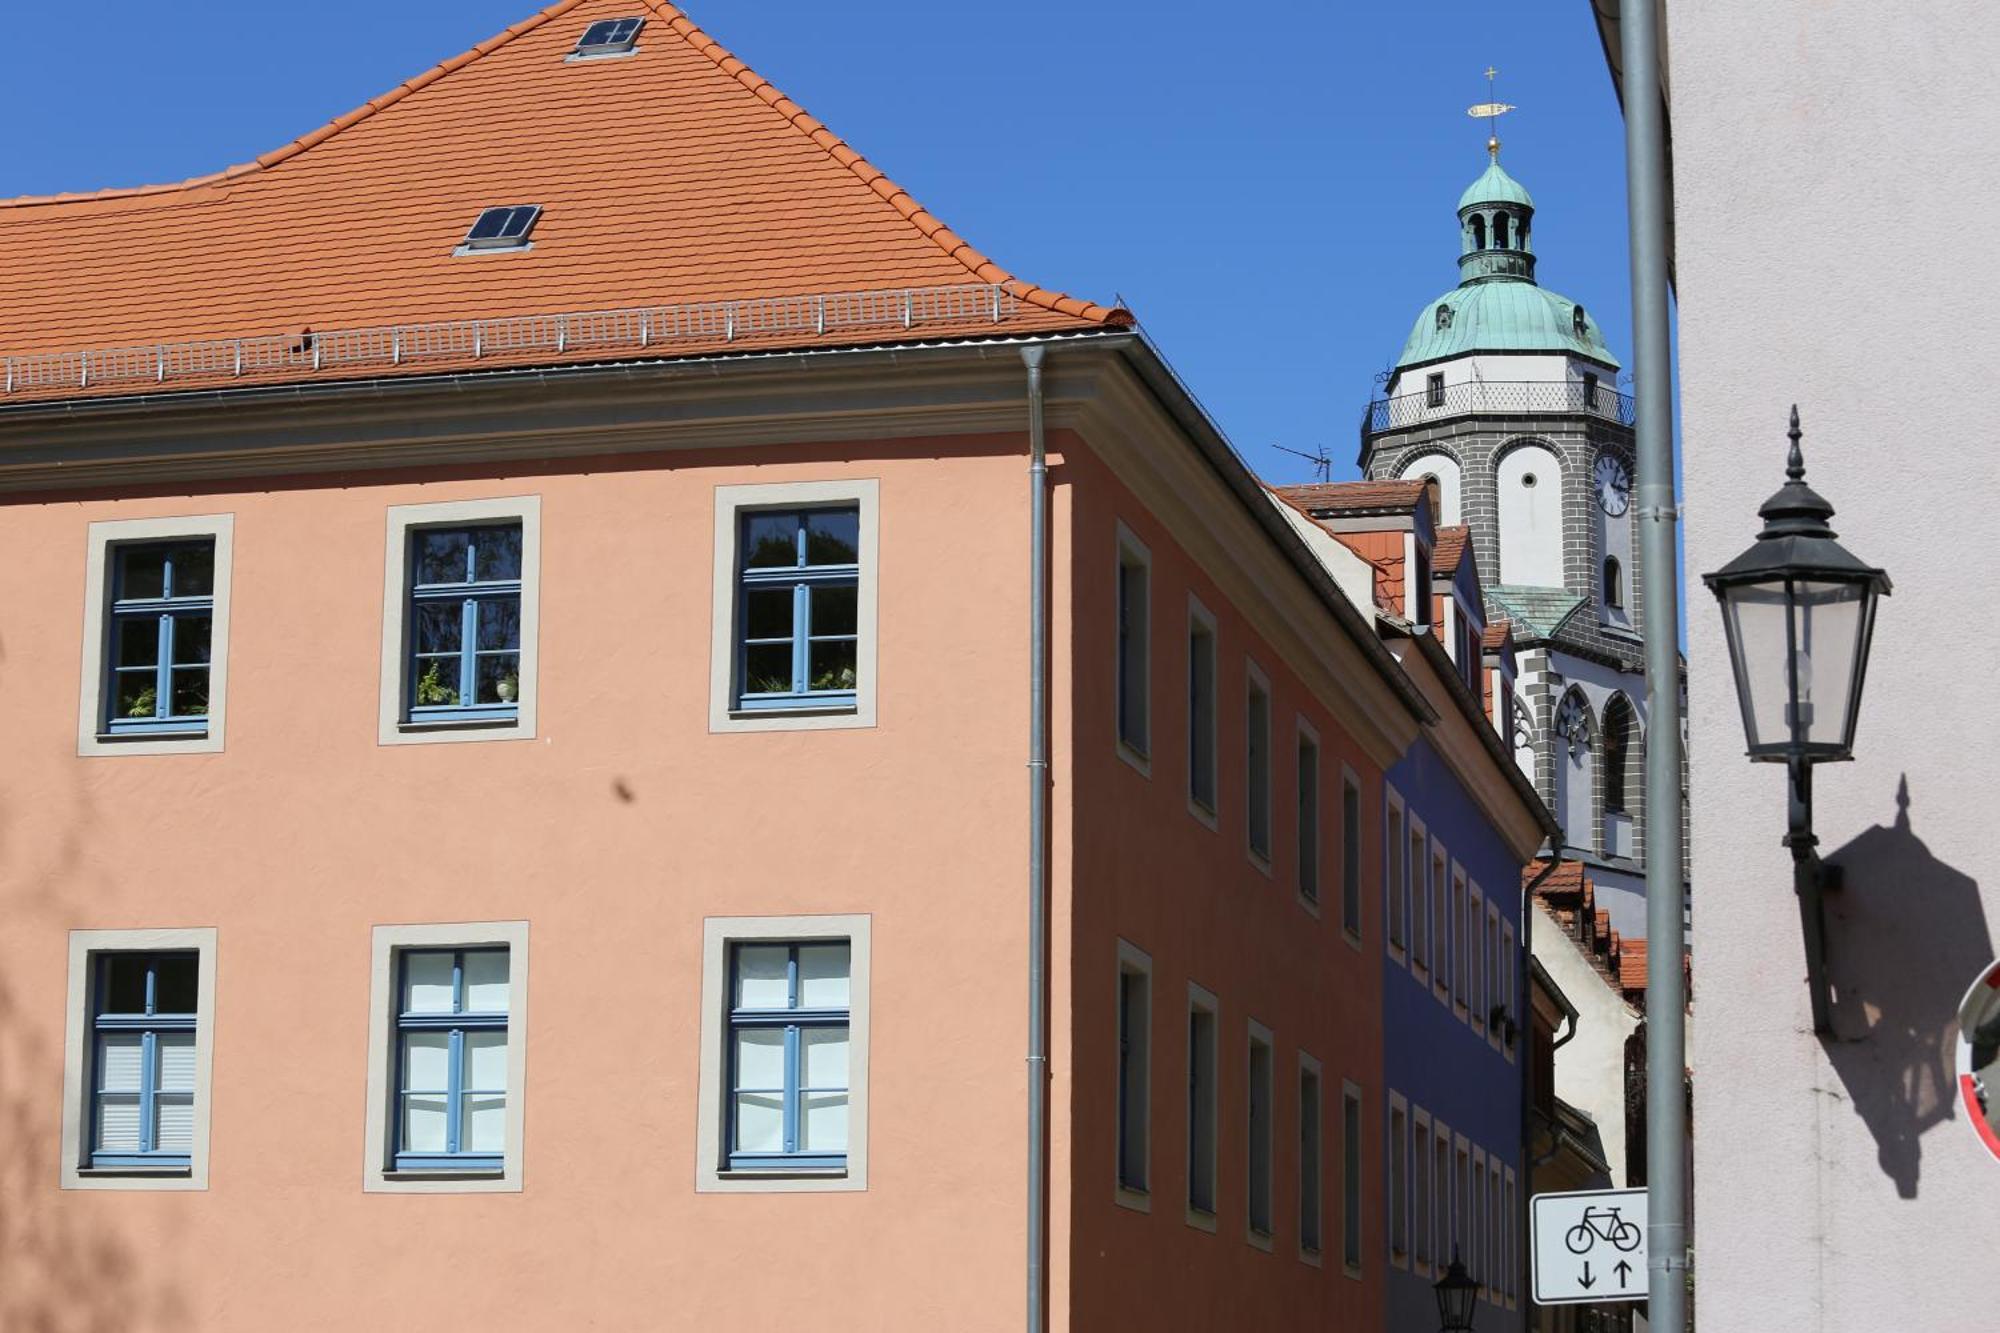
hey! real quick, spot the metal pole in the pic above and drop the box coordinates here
[1022,344,1051,1333]
[1618,0,1689,1326]
[1519,843,1565,1330]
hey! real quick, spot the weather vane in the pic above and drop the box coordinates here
[1466,65,1515,161]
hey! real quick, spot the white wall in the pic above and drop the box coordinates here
[1669,1,2000,1327]
[1397,451,1462,525]
[1533,902,1641,1189]
[1496,443,1565,586]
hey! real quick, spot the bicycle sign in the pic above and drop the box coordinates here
[1531,1187,1647,1305]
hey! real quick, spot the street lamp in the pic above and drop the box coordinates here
[1433,1250,1480,1332]
[1702,406,1890,1032]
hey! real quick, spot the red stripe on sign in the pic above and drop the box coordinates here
[1962,1074,2000,1161]
[1984,965,2000,989]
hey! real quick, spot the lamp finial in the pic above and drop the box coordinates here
[1787,404,1806,481]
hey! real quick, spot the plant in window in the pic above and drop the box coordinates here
[415,660,461,707]
[810,664,858,691]
[495,671,519,703]
[126,685,158,718]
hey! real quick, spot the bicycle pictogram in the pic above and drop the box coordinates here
[1563,1205,1642,1255]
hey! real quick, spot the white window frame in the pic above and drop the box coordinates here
[1186,981,1220,1231]
[1245,1018,1275,1249]
[378,495,542,746]
[1113,938,1153,1211]
[76,514,236,757]
[697,913,871,1193]
[1298,1049,1324,1265]
[364,920,530,1193]
[61,928,218,1190]
[1113,522,1152,774]
[1186,594,1219,828]
[1384,787,1408,963]
[1244,659,1273,874]
[1408,814,1431,982]
[1412,1107,1434,1277]
[1388,1090,1410,1270]
[1295,715,1322,915]
[709,479,880,733]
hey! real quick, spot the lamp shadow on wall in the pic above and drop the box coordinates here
[1820,775,1990,1200]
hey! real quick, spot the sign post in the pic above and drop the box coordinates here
[1530,1187,1648,1306]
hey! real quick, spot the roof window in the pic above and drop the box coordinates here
[571,17,644,58]
[457,205,541,254]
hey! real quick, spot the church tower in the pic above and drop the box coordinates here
[1361,144,1668,937]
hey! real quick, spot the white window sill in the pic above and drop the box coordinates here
[715,1167,848,1181]
[727,705,858,721]
[1299,1244,1324,1269]
[93,729,208,743]
[1115,740,1152,779]
[397,717,522,735]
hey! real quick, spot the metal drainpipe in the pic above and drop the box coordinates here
[1518,841,1565,1331]
[1022,344,1051,1333]
[1617,0,1690,1325]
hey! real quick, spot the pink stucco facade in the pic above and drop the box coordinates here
[0,345,1410,1330]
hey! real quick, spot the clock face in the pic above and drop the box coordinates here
[1594,454,1632,516]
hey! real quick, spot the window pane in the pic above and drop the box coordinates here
[97,1033,144,1091]
[733,946,790,1009]
[115,616,159,668]
[802,1027,848,1088]
[476,654,521,705]
[414,602,464,654]
[412,658,461,707]
[745,588,793,640]
[743,513,798,569]
[472,525,522,582]
[413,530,470,585]
[804,509,859,565]
[808,639,857,692]
[811,586,858,640]
[402,1095,448,1152]
[743,644,793,695]
[463,951,509,1012]
[462,1094,506,1152]
[171,615,212,665]
[154,1093,195,1152]
[167,543,214,597]
[474,598,520,652]
[465,1030,508,1091]
[733,1028,785,1089]
[154,955,198,1015]
[402,952,455,1013]
[402,1031,450,1092]
[96,1092,142,1152]
[733,1093,783,1152]
[115,670,159,720]
[118,546,167,600]
[101,955,149,1014]
[797,945,849,1008]
[170,668,210,718]
[801,1092,848,1151]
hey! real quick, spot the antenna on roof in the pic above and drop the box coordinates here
[1273,443,1333,485]
[1467,65,1516,161]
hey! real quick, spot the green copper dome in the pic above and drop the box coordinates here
[1458,161,1535,211]
[1393,156,1620,373]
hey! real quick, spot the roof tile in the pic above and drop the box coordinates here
[1273,479,1428,516]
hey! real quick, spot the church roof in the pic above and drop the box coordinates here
[1488,583,1587,641]
[1458,161,1535,212]
[0,0,1127,403]
[1396,280,1620,372]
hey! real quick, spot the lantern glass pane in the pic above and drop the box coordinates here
[1718,579,1793,754]
[1791,580,1866,751]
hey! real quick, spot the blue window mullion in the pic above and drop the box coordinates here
[458,600,477,705]
[446,1028,464,1156]
[153,614,172,719]
[791,582,809,694]
[138,1029,158,1154]
[783,1024,800,1155]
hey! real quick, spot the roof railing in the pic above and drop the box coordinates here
[1363,378,1635,434]
[0,282,1021,397]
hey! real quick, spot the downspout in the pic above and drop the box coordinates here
[1022,344,1051,1333]
[1618,0,1690,1325]
[1519,841,1564,1331]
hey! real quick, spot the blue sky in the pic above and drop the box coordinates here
[2,2,1635,488]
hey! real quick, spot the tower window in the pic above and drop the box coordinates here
[1494,212,1510,249]
[1470,214,1487,250]
[1604,555,1624,609]
[1583,372,1599,408]
[1436,304,1454,332]
[1573,305,1588,338]
[1426,373,1446,408]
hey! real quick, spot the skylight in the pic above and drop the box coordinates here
[571,17,644,58]
[458,205,541,254]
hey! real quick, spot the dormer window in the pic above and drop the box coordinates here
[571,17,644,58]
[457,205,541,254]
[1436,304,1454,332]
[1573,304,1588,338]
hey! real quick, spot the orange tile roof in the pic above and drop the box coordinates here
[1433,525,1471,574]
[0,0,1128,403]
[1617,939,1649,995]
[1273,480,1428,516]
[1482,618,1514,651]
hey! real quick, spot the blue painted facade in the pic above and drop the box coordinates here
[1382,730,1528,1332]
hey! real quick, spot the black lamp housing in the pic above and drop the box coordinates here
[1434,1250,1481,1331]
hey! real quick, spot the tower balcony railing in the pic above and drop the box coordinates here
[1362,378,1635,434]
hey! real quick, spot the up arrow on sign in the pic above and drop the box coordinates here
[1530,1187,1648,1306]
